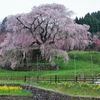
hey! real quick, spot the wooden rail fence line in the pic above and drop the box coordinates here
[0,75,97,83]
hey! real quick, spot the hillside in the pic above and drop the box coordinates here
[59,51,100,76]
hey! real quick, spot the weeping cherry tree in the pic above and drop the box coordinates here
[0,3,91,69]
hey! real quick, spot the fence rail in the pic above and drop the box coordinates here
[0,75,98,83]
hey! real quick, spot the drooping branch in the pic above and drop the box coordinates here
[16,17,30,30]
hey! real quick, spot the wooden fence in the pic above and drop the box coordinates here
[25,75,96,83]
[0,75,98,83]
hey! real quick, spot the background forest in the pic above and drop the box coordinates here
[75,11,100,34]
[75,11,100,51]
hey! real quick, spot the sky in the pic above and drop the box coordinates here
[0,0,100,21]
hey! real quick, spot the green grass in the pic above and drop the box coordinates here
[0,90,32,96]
[59,51,100,76]
[34,81,100,97]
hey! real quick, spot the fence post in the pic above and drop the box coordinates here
[92,76,94,83]
[75,76,78,82]
[55,75,57,83]
[84,76,86,82]
[24,76,26,82]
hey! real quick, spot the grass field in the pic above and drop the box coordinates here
[0,51,100,97]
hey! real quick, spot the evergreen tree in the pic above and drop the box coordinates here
[75,11,100,34]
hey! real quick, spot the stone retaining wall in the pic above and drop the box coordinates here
[30,64,57,70]
[21,84,100,100]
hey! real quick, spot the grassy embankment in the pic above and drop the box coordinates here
[34,51,100,97]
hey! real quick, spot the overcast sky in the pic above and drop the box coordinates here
[0,0,100,21]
